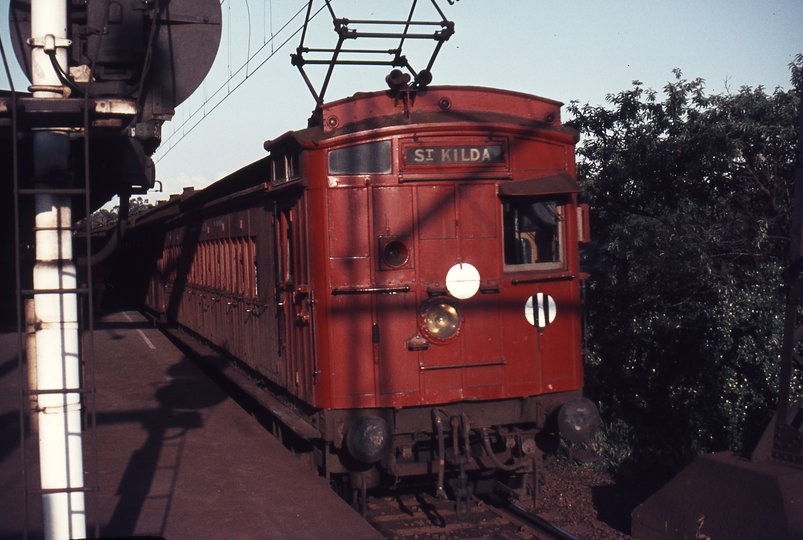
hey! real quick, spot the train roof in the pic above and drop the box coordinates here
[265,85,578,153]
[135,86,579,225]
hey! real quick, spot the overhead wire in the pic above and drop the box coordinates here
[155,1,327,162]
[243,0,252,77]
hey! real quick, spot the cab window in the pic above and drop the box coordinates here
[328,141,392,175]
[503,197,564,270]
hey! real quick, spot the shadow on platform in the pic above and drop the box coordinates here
[97,358,226,538]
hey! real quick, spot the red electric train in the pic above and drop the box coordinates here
[115,84,599,508]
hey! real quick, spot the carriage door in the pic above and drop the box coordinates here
[275,195,316,404]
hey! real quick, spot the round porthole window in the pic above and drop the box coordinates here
[382,240,409,268]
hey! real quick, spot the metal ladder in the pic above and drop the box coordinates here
[2,40,102,539]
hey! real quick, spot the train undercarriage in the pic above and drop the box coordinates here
[158,322,593,516]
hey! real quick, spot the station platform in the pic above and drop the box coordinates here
[0,309,383,539]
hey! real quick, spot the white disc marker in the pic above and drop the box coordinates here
[525,293,557,328]
[445,263,480,299]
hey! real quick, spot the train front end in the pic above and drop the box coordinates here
[278,86,600,494]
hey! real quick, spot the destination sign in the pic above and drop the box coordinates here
[405,145,504,166]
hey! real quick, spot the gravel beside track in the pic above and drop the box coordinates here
[536,459,634,540]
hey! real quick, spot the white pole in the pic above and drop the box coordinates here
[25,299,38,434]
[30,1,86,539]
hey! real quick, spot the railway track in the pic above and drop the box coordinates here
[366,492,583,540]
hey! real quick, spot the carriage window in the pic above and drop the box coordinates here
[287,154,299,178]
[328,141,392,175]
[273,157,286,183]
[503,197,564,270]
[272,153,300,184]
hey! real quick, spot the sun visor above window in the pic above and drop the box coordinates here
[498,173,581,196]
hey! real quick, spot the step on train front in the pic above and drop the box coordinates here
[113,85,601,505]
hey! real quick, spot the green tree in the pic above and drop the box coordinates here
[568,56,803,479]
[75,196,153,233]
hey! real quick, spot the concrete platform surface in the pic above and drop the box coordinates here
[0,309,382,539]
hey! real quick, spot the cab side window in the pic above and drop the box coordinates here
[503,197,564,270]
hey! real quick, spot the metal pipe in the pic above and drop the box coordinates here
[33,135,86,540]
[77,194,130,267]
[30,1,86,539]
[25,300,38,435]
[31,0,67,98]
[433,411,447,500]
[480,429,526,472]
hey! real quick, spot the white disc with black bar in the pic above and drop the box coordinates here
[525,293,556,328]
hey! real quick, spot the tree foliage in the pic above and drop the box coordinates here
[75,196,153,233]
[568,55,803,478]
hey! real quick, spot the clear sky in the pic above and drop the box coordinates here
[2,0,801,204]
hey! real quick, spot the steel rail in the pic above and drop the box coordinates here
[472,495,587,540]
[502,499,584,540]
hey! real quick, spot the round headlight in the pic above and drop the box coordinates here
[423,302,460,341]
[346,416,392,463]
[558,397,601,445]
